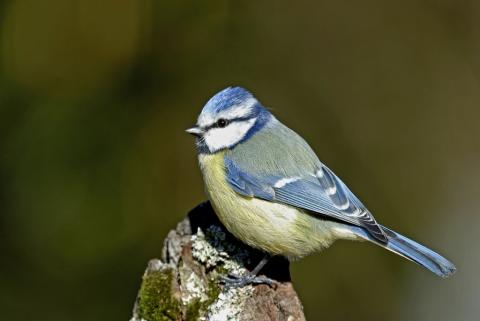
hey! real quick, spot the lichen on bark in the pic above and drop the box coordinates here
[137,264,182,321]
[130,202,306,321]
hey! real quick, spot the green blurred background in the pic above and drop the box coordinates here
[0,1,478,320]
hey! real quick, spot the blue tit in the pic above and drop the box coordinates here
[186,86,456,286]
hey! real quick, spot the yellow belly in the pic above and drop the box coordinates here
[198,152,346,259]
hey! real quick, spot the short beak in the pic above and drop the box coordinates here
[185,126,203,137]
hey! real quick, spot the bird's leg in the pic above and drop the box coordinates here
[221,254,276,287]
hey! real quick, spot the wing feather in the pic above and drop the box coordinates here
[225,157,388,243]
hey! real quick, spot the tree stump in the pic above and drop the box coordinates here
[130,202,306,321]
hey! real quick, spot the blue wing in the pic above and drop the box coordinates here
[225,157,388,243]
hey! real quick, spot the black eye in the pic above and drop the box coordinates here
[217,119,228,128]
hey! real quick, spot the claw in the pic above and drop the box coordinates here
[221,273,276,288]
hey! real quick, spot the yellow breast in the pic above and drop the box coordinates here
[198,152,341,259]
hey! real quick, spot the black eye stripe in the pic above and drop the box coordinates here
[202,117,252,131]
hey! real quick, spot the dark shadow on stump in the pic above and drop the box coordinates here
[187,201,291,283]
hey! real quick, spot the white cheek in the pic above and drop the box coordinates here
[204,118,257,152]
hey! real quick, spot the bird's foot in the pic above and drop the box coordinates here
[221,273,276,288]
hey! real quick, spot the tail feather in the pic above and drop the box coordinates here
[353,225,456,278]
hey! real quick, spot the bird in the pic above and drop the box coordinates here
[186,86,456,286]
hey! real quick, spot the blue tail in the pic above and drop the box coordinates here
[353,225,456,278]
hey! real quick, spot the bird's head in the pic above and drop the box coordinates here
[187,87,272,154]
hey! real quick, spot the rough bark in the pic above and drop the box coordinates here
[130,202,306,321]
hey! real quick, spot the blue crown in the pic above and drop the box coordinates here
[202,87,255,115]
